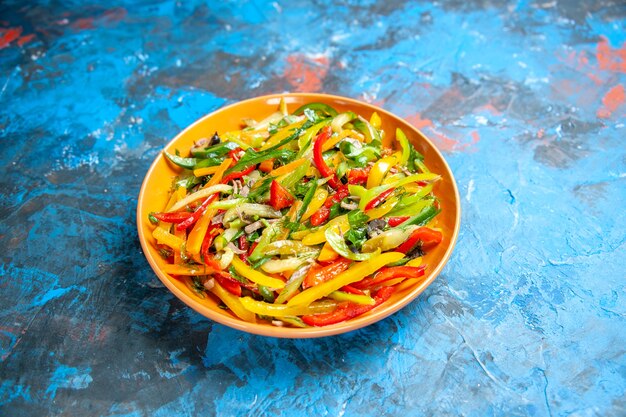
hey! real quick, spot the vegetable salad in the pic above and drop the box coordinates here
[149,99,443,327]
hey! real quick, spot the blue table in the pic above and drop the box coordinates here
[1,1,624,415]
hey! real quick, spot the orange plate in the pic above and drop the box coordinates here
[136,93,461,338]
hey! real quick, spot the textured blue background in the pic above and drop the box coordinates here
[1,1,625,416]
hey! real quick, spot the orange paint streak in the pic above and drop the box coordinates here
[537,129,545,139]
[405,113,434,129]
[596,36,626,73]
[597,84,625,119]
[470,131,480,144]
[0,27,22,49]
[284,54,329,92]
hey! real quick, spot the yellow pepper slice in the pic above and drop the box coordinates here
[317,242,339,262]
[260,119,307,150]
[209,281,256,322]
[205,157,233,187]
[301,188,328,221]
[287,252,404,307]
[152,227,184,250]
[162,263,211,276]
[365,197,398,219]
[269,158,307,177]
[366,155,398,189]
[193,165,220,177]
[407,257,423,267]
[301,215,349,246]
[231,257,285,289]
[328,291,375,305]
[239,297,337,317]
[370,112,382,129]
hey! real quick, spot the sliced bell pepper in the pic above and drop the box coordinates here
[269,180,296,210]
[238,235,249,264]
[231,256,285,289]
[214,274,242,297]
[201,225,222,262]
[302,258,351,289]
[260,119,307,150]
[152,227,184,251]
[205,157,233,187]
[309,185,350,226]
[209,281,256,322]
[176,194,217,231]
[352,265,426,289]
[239,297,338,317]
[366,155,398,189]
[258,158,274,173]
[221,164,256,184]
[347,168,370,185]
[387,216,410,227]
[370,112,382,129]
[328,290,375,305]
[301,187,328,221]
[150,211,193,223]
[301,215,349,246]
[193,165,220,177]
[364,187,396,211]
[312,126,340,188]
[268,158,307,177]
[396,227,443,254]
[186,204,218,255]
[317,242,339,262]
[301,286,394,326]
[287,251,404,307]
[396,128,411,166]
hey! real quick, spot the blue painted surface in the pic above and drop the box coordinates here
[1,1,624,415]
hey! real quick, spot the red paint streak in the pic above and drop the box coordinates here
[597,84,625,119]
[284,54,329,92]
[428,129,460,153]
[103,7,127,23]
[17,33,35,46]
[596,36,626,73]
[0,27,22,49]
[476,103,502,115]
[470,130,480,144]
[72,17,95,30]
[405,113,434,129]
[537,129,545,139]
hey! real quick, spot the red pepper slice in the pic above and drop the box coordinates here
[151,211,194,223]
[238,235,249,263]
[227,148,242,162]
[309,206,330,226]
[347,168,370,185]
[309,185,350,226]
[176,194,218,231]
[269,180,296,210]
[387,216,410,227]
[340,285,365,295]
[301,286,395,326]
[312,126,341,189]
[352,265,426,289]
[221,164,256,184]
[302,258,352,289]
[396,227,443,254]
[214,274,242,297]
[201,224,222,261]
[364,187,396,211]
